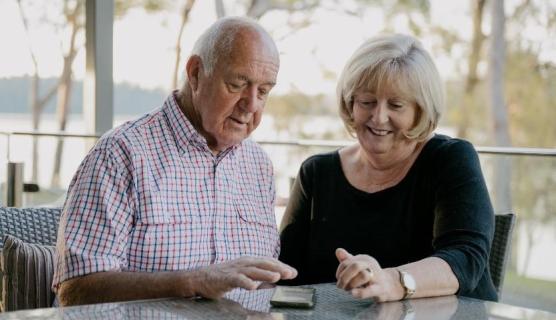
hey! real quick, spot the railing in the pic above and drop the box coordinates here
[2,130,556,156]
[1,130,556,206]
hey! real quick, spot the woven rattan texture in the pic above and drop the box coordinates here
[0,207,61,247]
[489,213,516,295]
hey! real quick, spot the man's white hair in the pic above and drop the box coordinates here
[191,16,274,76]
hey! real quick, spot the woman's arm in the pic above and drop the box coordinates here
[430,139,495,297]
[278,167,312,284]
[335,249,458,302]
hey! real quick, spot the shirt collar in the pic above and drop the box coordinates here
[163,91,241,158]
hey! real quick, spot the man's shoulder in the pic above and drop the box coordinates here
[94,107,165,151]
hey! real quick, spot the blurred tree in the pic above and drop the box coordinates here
[504,0,556,274]
[16,0,165,187]
[171,0,196,90]
[457,0,486,139]
[489,0,512,214]
[16,0,60,182]
[51,0,84,188]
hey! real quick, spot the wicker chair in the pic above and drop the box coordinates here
[0,207,61,247]
[0,207,62,311]
[489,213,516,297]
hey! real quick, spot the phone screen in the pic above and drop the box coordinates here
[270,286,315,308]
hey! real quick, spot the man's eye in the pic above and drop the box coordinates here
[228,82,244,92]
[258,88,269,97]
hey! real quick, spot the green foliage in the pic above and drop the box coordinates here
[505,50,556,148]
[504,270,556,312]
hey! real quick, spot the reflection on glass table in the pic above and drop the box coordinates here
[0,283,554,319]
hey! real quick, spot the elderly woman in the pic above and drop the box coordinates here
[279,34,497,302]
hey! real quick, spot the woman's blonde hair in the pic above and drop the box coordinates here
[337,34,444,140]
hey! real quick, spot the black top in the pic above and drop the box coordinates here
[279,134,498,301]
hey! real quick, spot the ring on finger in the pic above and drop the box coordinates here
[365,267,374,277]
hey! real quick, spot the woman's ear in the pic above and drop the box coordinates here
[186,55,202,91]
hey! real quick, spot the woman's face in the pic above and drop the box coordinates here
[352,87,419,158]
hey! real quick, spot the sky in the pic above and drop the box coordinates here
[0,0,470,95]
[0,0,553,95]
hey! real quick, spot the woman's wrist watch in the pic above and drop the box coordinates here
[398,270,416,299]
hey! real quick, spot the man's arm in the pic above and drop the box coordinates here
[57,256,297,306]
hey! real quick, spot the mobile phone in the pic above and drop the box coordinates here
[270,286,315,308]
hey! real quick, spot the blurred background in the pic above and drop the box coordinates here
[0,0,554,313]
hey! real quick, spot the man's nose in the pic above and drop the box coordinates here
[240,86,260,113]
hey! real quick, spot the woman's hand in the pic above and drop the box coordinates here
[335,248,404,302]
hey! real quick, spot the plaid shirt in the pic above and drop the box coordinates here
[53,92,279,289]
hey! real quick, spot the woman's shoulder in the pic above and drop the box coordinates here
[299,150,341,172]
[423,134,477,159]
[419,134,482,178]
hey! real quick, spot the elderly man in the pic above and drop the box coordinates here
[53,17,297,306]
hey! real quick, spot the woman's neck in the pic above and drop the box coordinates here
[341,140,427,193]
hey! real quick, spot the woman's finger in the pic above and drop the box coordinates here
[338,261,367,289]
[335,248,353,262]
[347,267,374,289]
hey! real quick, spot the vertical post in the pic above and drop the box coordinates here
[84,0,114,136]
[5,162,24,207]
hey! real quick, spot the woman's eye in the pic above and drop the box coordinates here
[358,100,376,107]
[389,102,404,108]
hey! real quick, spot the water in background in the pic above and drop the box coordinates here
[0,113,554,281]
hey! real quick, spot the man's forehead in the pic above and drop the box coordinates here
[226,64,278,86]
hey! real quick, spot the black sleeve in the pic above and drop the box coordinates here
[278,161,313,285]
[430,140,495,296]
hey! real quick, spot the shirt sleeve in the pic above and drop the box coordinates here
[264,154,279,259]
[53,141,134,289]
[430,139,495,296]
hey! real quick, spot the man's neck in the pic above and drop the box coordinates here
[175,90,221,155]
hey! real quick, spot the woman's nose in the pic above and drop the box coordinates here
[370,102,389,124]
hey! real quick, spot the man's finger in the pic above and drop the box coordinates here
[238,257,297,279]
[231,273,259,291]
[241,266,281,283]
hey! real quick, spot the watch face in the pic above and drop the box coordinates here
[403,272,416,291]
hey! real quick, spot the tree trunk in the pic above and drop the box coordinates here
[489,0,512,213]
[17,0,59,182]
[51,0,82,188]
[171,0,196,90]
[214,0,226,18]
[458,0,486,139]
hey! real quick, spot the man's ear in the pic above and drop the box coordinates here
[186,55,202,91]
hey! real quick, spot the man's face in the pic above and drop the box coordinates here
[188,35,279,153]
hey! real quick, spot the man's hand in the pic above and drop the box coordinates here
[58,257,296,306]
[191,256,297,299]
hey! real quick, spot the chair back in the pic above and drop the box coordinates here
[0,207,61,247]
[489,213,516,296]
[0,207,62,311]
